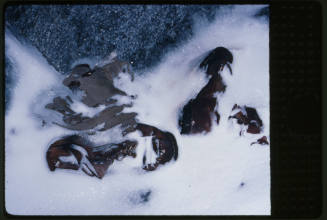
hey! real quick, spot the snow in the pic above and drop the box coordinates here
[5,5,270,215]
[69,102,106,118]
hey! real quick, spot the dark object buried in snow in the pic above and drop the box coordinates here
[47,135,137,178]
[251,136,269,146]
[45,59,137,134]
[179,47,233,135]
[62,60,133,107]
[45,59,178,178]
[46,123,178,178]
[199,46,233,76]
[228,104,263,135]
[137,123,178,171]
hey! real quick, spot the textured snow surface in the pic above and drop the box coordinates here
[5,5,270,215]
[5,4,223,73]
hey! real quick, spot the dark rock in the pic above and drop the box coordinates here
[228,105,263,135]
[199,47,233,76]
[136,123,178,171]
[46,135,137,179]
[179,97,218,134]
[179,47,233,135]
[251,136,269,146]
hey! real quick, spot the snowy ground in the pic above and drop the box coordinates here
[5,5,270,215]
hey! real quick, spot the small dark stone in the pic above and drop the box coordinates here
[251,136,269,146]
[228,105,263,135]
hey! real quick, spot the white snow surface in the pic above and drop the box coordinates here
[5,5,270,215]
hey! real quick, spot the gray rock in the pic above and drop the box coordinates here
[46,59,137,134]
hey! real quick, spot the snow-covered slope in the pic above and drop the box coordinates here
[5,5,269,215]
